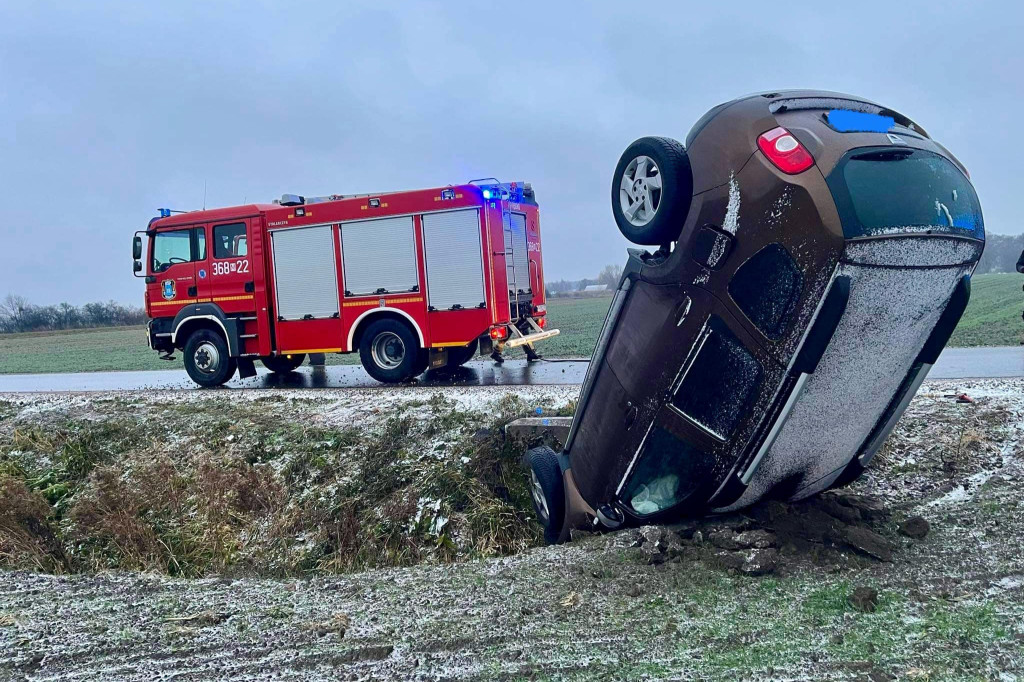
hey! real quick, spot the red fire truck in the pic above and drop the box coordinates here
[132,181,559,387]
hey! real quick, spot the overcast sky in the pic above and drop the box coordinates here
[1,0,1020,305]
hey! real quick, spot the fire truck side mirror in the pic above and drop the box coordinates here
[133,260,143,273]
[133,235,143,260]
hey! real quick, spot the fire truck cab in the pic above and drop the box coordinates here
[132,181,558,387]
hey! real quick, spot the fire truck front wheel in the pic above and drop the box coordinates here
[183,329,237,388]
[359,318,422,383]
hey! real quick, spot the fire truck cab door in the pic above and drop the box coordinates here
[148,226,203,311]
[201,220,253,314]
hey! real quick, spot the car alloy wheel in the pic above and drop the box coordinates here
[530,469,551,525]
[619,155,663,227]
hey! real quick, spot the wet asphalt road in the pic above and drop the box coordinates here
[0,347,1020,393]
[0,359,588,392]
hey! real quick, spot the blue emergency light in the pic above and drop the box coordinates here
[482,189,492,200]
[158,208,172,218]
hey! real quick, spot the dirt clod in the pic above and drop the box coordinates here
[849,586,880,613]
[734,529,776,549]
[740,548,778,576]
[709,529,742,550]
[898,515,931,540]
[841,526,895,562]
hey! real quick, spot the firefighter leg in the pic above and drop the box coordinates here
[524,343,541,362]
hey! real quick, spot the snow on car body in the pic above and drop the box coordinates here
[527,90,985,542]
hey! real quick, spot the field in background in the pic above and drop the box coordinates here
[0,274,1019,375]
[948,273,1023,347]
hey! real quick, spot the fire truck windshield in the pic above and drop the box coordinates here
[152,229,197,272]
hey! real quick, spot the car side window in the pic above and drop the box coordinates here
[729,243,803,340]
[213,223,247,259]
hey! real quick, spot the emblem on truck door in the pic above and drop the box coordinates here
[161,279,176,300]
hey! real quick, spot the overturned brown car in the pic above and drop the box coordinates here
[528,90,985,543]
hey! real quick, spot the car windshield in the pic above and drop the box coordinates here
[830,148,984,239]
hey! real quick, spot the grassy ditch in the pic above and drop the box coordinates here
[0,393,569,577]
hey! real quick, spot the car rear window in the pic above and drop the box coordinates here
[828,148,984,239]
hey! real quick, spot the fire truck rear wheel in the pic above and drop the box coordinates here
[359,318,421,383]
[446,339,479,367]
[412,349,430,377]
[261,354,306,374]
[183,329,237,388]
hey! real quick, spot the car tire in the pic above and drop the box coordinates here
[261,353,306,374]
[526,446,566,545]
[611,136,693,245]
[359,318,421,383]
[446,339,479,368]
[183,329,237,387]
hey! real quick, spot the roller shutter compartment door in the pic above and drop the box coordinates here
[510,212,531,294]
[504,213,516,295]
[421,209,486,311]
[270,225,340,320]
[341,216,418,296]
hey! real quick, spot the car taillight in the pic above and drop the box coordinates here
[490,326,508,340]
[536,317,547,329]
[757,126,814,174]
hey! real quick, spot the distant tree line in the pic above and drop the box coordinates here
[546,264,623,297]
[977,234,1024,274]
[0,295,146,334]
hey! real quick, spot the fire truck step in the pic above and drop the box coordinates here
[241,334,258,339]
